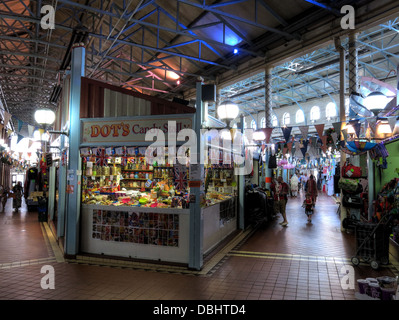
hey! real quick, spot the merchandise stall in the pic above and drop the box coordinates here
[202,146,238,254]
[79,115,239,264]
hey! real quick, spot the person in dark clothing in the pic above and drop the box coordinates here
[0,186,9,212]
[12,182,23,213]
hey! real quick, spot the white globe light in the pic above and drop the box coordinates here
[217,101,239,121]
[34,109,56,126]
[363,92,394,111]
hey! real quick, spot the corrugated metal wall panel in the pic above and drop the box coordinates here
[104,88,151,117]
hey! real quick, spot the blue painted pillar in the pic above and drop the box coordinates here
[57,133,66,238]
[238,114,245,230]
[188,79,204,270]
[65,44,85,256]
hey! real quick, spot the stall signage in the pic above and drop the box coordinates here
[81,117,193,144]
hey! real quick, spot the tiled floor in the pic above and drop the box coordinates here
[0,191,397,301]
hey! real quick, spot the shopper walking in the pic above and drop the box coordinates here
[271,176,289,226]
[305,174,318,207]
[290,173,299,197]
[12,182,23,213]
[0,186,9,212]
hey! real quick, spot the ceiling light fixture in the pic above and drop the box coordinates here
[34,109,56,126]
[217,100,239,122]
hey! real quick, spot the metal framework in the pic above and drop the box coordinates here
[0,0,398,131]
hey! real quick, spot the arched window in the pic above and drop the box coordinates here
[326,102,337,119]
[250,119,256,129]
[282,112,290,125]
[260,117,266,128]
[295,110,305,123]
[272,115,278,127]
[310,106,320,122]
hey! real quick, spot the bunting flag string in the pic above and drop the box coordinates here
[314,124,324,138]
[281,126,292,143]
[299,126,309,140]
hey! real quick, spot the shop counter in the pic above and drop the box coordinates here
[81,204,190,264]
[202,196,237,254]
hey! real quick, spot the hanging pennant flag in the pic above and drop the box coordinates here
[264,127,273,144]
[281,126,292,143]
[342,129,348,141]
[294,141,303,159]
[28,125,35,138]
[350,119,361,138]
[282,147,287,156]
[300,140,308,158]
[28,140,33,148]
[388,116,397,132]
[332,122,341,135]
[299,126,309,140]
[3,111,11,127]
[17,120,23,133]
[17,134,23,144]
[314,124,324,138]
[331,132,338,145]
[321,135,328,146]
[367,116,377,135]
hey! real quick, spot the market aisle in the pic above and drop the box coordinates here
[0,191,398,301]
[0,198,55,265]
[239,191,355,258]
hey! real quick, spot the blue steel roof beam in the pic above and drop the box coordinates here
[302,0,341,16]
[0,73,55,82]
[357,39,399,60]
[55,0,262,58]
[155,4,224,58]
[0,15,34,38]
[138,26,206,71]
[85,48,212,79]
[211,12,253,47]
[89,32,236,69]
[89,0,152,77]
[0,64,58,74]
[0,51,61,64]
[257,0,289,27]
[85,10,238,79]
[176,0,301,41]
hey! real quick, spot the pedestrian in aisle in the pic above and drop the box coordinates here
[0,185,9,212]
[305,174,318,207]
[290,173,299,197]
[12,182,23,213]
[271,176,289,227]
